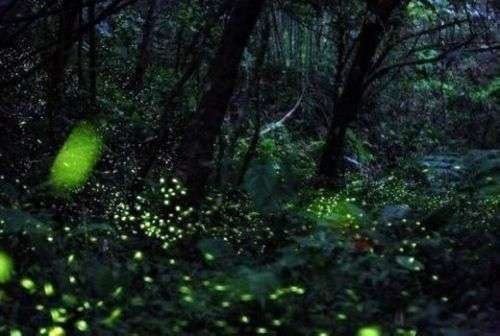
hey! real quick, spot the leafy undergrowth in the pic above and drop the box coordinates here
[0,173,499,336]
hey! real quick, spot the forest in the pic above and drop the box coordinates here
[0,0,499,335]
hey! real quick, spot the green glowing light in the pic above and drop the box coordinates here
[240,293,253,301]
[179,286,191,294]
[50,307,68,323]
[214,284,227,291]
[307,195,365,230]
[112,286,123,297]
[20,277,36,293]
[10,329,22,336]
[75,320,89,332]
[44,283,55,296]
[183,295,194,303]
[336,313,347,320]
[215,320,226,327]
[204,253,214,261]
[357,326,382,336]
[396,329,417,336]
[50,121,103,191]
[0,252,13,283]
[48,326,65,336]
[102,308,122,327]
[133,251,143,260]
[62,294,78,306]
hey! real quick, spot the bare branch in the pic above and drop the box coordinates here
[260,90,304,136]
[365,36,475,88]
[0,0,138,89]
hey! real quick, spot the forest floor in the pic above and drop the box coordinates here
[0,151,499,336]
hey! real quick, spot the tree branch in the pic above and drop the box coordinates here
[260,90,304,136]
[365,36,475,88]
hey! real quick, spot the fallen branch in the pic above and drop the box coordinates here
[260,91,304,136]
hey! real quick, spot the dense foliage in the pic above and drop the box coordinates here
[0,0,498,335]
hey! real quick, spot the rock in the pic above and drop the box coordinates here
[379,204,412,223]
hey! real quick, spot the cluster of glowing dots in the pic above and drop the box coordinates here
[370,176,450,211]
[113,177,194,249]
[0,216,55,245]
[269,285,305,300]
[177,273,308,334]
[10,259,116,336]
[307,195,363,230]
[198,204,274,253]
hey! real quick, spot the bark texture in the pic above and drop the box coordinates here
[128,0,158,93]
[45,0,79,138]
[174,0,265,198]
[317,0,404,185]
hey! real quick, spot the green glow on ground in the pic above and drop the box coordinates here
[0,252,13,283]
[307,195,365,230]
[357,326,382,336]
[50,122,103,191]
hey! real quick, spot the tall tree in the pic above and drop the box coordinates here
[173,0,266,199]
[131,0,234,193]
[88,0,98,112]
[128,0,158,93]
[44,0,79,140]
[237,17,271,185]
[316,0,404,185]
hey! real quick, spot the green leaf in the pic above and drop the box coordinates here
[0,208,51,236]
[346,129,373,163]
[243,159,296,211]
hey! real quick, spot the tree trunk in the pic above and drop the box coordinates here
[128,0,158,93]
[317,0,403,185]
[88,1,98,112]
[174,0,265,199]
[77,4,86,91]
[130,1,233,191]
[129,56,202,195]
[237,18,271,185]
[45,0,79,141]
[174,27,185,71]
